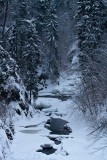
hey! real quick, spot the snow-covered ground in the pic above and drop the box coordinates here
[6,73,107,160]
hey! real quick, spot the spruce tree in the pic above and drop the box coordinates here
[0,45,21,106]
[76,0,105,75]
[9,0,41,102]
[36,0,49,36]
[46,3,59,82]
[0,45,19,105]
[9,0,28,69]
[23,21,41,103]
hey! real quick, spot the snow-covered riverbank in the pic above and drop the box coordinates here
[7,74,107,160]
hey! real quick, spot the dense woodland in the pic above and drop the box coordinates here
[0,0,77,116]
[1,0,107,158]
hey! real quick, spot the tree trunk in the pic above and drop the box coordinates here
[29,90,32,105]
[2,0,8,43]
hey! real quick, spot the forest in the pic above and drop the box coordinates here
[0,0,107,160]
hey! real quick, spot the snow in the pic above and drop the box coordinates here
[0,45,4,51]
[4,72,107,160]
[0,121,11,160]
[97,112,107,126]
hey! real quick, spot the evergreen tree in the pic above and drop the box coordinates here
[53,0,71,10]
[9,0,28,68]
[0,0,9,45]
[0,45,19,104]
[36,0,49,36]
[9,0,41,102]
[76,0,105,75]
[22,21,41,103]
[46,3,59,82]
[33,0,60,82]
[0,45,22,110]
[76,0,107,114]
